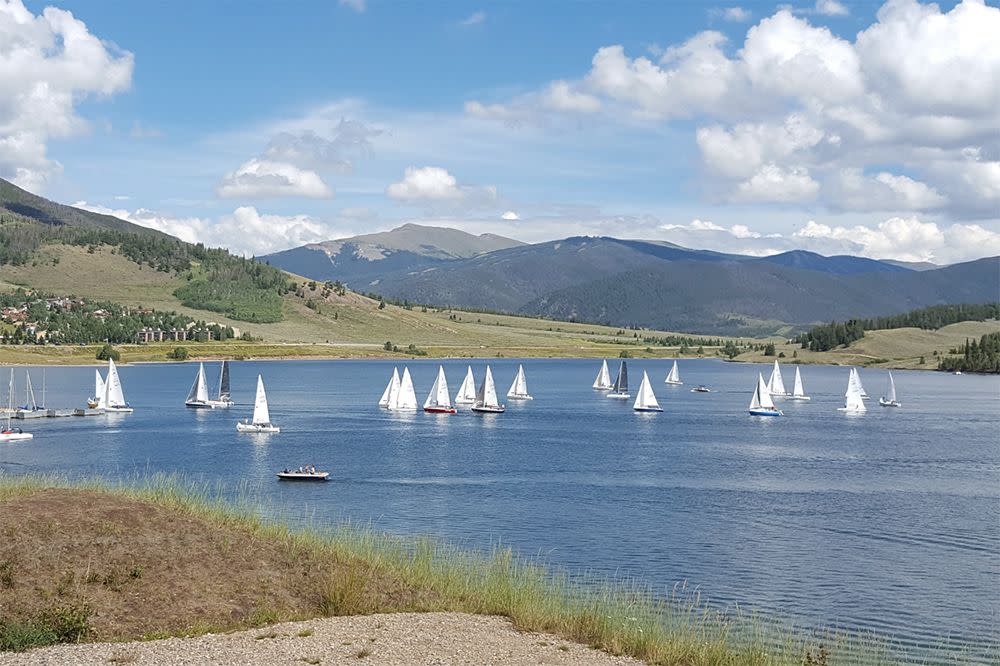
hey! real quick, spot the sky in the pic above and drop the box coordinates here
[2,0,999,263]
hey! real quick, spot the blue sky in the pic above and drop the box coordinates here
[5,0,1000,262]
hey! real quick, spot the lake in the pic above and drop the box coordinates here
[1,358,997,660]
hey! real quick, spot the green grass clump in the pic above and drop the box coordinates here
[0,603,92,652]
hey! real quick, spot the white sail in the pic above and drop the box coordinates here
[6,369,13,426]
[665,361,682,384]
[768,360,787,396]
[105,359,127,407]
[475,365,502,409]
[842,370,866,412]
[187,363,210,403]
[94,370,106,409]
[379,367,400,408]
[884,372,897,403]
[750,373,776,410]
[251,374,271,424]
[454,366,477,404]
[24,372,36,410]
[593,360,612,390]
[392,367,418,410]
[856,368,869,398]
[507,364,531,399]
[424,366,453,409]
[633,371,661,411]
[792,366,806,397]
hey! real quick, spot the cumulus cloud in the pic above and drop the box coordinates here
[465,0,1000,217]
[74,201,333,256]
[216,158,333,199]
[386,166,498,210]
[0,0,133,191]
[542,81,601,113]
[501,210,520,221]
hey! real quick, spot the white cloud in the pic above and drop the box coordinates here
[733,164,820,202]
[826,168,947,211]
[216,158,333,199]
[460,11,486,26]
[0,0,133,191]
[501,210,520,221]
[262,119,381,172]
[712,7,752,22]
[386,166,497,209]
[542,81,601,113]
[74,201,333,256]
[814,0,849,17]
[338,0,365,12]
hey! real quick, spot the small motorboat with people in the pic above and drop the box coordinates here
[664,360,683,386]
[236,375,280,433]
[633,371,663,412]
[277,465,329,481]
[690,385,711,393]
[878,371,902,407]
[607,360,630,399]
[506,364,533,400]
[748,372,782,417]
[424,365,457,414]
[592,359,613,390]
[472,366,505,413]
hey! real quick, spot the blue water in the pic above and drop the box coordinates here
[1,358,997,659]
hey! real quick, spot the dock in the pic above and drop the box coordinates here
[11,408,106,419]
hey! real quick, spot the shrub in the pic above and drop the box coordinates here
[96,343,120,362]
[167,347,189,361]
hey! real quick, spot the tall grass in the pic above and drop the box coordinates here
[1,473,993,665]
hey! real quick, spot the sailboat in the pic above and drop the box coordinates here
[1,369,32,441]
[211,360,235,407]
[454,366,477,404]
[379,367,401,408]
[103,359,133,413]
[185,363,212,408]
[88,370,105,409]
[607,360,630,399]
[387,367,418,411]
[855,367,870,399]
[838,369,867,413]
[748,372,782,416]
[16,371,45,417]
[592,360,613,391]
[424,365,457,413]
[472,365,505,413]
[664,360,683,385]
[633,371,663,412]
[506,364,533,400]
[236,375,279,432]
[787,366,811,401]
[767,360,789,397]
[879,371,902,407]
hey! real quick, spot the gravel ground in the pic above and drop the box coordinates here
[0,612,645,666]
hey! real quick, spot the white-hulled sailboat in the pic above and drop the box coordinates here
[424,365,457,414]
[185,363,212,408]
[103,359,133,413]
[592,360,613,390]
[664,360,683,385]
[16,371,45,418]
[507,364,533,400]
[379,367,401,408]
[454,366,477,404]
[767,360,789,397]
[879,371,901,407]
[633,371,663,412]
[88,370,105,409]
[749,372,782,416]
[855,367,870,400]
[472,365,505,413]
[388,367,418,411]
[838,369,867,413]
[1,369,32,441]
[237,375,279,432]
[607,360,630,399]
[212,360,235,407]
[787,366,811,401]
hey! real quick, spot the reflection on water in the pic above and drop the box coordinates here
[0,358,997,658]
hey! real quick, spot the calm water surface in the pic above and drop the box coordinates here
[1,358,997,658]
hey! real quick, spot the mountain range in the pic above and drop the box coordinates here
[261,227,999,335]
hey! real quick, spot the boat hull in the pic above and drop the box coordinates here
[664,381,683,386]
[607,392,630,399]
[237,422,280,433]
[277,472,329,481]
[185,401,214,409]
[423,406,457,414]
[507,394,533,401]
[454,399,475,405]
[472,406,505,413]
[86,399,99,409]
[837,407,866,413]
[787,395,811,401]
[634,407,663,412]
[0,431,33,441]
[104,405,134,413]
[691,388,710,393]
[878,399,901,407]
[748,409,782,417]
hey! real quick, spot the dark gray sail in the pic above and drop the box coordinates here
[613,361,628,393]
[218,360,231,401]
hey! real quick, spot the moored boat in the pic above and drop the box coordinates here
[1,369,32,442]
[88,370,105,409]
